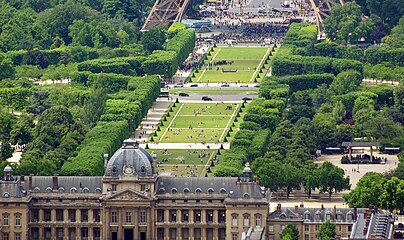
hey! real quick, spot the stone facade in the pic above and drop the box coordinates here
[0,139,269,240]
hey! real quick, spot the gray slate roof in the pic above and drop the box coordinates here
[26,176,102,193]
[0,180,26,198]
[105,139,154,177]
[156,176,265,198]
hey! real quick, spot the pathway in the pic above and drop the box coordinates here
[139,143,230,150]
[132,100,173,143]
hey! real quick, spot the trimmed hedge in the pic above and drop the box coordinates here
[272,55,363,76]
[60,75,160,175]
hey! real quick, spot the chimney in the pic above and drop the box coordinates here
[321,204,324,210]
[300,203,304,208]
[354,207,357,220]
[29,174,33,189]
[334,205,337,219]
[104,154,109,168]
[53,174,58,190]
[20,176,24,182]
[276,204,282,214]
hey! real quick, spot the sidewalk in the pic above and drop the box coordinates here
[139,143,230,150]
[132,100,173,143]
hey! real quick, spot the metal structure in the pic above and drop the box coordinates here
[142,0,191,31]
[309,0,344,36]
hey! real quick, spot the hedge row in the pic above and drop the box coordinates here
[364,64,404,82]
[7,47,99,68]
[272,55,363,76]
[266,73,335,92]
[0,87,31,110]
[166,29,196,66]
[60,75,160,175]
[283,23,317,54]
[213,99,277,177]
[6,46,146,68]
[77,56,146,76]
[313,42,404,66]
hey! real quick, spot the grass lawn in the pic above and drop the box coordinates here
[191,47,270,83]
[148,149,214,165]
[154,103,240,143]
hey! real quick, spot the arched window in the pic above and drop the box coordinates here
[195,188,202,193]
[70,187,77,193]
[95,188,102,193]
[3,192,10,197]
[207,188,214,194]
[279,213,287,219]
[58,187,65,192]
[183,188,190,193]
[171,188,178,193]
[219,188,227,194]
[336,211,342,221]
[347,211,354,221]
[33,187,40,192]
[83,187,90,193]
[158,188,166,193]
[243,193,250,198]
[46,187,53,192]
[326,211,332,220]
[315,211,322,221]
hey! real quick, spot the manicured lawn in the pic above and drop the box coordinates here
[192,47,270,83]
[148,149,214,165]
[154,103,240,143]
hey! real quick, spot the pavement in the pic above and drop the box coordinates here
[315,153,399,189]
[139,143,230,150]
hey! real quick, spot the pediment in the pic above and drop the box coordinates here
[105,188,153,201]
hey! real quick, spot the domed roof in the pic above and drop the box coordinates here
[243,166,252,174]
[104,139,154,177]
[4,165,12,172]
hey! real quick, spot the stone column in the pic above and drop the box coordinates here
[39,209,44,222]
[76,209,81,223]
[177,210,181,223]
[104,208,110,240]
[164,210,169,223]
[213,210,218,224]
[88,209,93,223]
[118,208,123,240]
[63,227,68,240]
[189,210,194,224]
[63,209,69,222]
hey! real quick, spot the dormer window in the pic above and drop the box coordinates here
[279,213,286,219]
[33,187,40,192]
[219,188,227,194]
[326,211,331,220]
[70,187,77,193]
[207,188,214,194]
[58,187,65,192]
[158,188,166,193]
[195,188,202,193]
[95,188,102,193]
[243,193,250,198]
[83,187,90,193]
[3,192,10,197]
[315,211,322,221]
[46,187,53,192]
[171,188,177,193]
[347,211,354,221]
[336,211,342,221]
[183,188,190,193]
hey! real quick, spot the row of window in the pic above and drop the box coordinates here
[303,211,355,221]
[268,224,352,232]
[157,210,226,223]
[156,227,226,240]
[31,227,100,240]
[31,209,100,223]
[231,214,262,228]
[110,210,147,224]
[2,213,21,226]
[2,233,21,240]
[159,187,229,194]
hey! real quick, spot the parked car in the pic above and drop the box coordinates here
[190,84,198,87]
[221,84,230,87]
[240,84,249,87]
[202,96,212,101]
[179,92,189,97]
[242,97,252,101]
[254,84,261,88]
[175,83,184,88]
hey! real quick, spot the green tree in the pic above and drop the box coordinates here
[0,139,13,160]
[253,157,284,192]
[319,220,336,240]
[117,29,130,46]
[282,164,302,199]
[82,83,106,129]
[303,164,319,199]
[318,162,350,200]
[332,101,346,124]
[27,90,52,115]
[343,172,386,207]
[9,115,35,145]
[141,27,166,52]
[281,224,299,240]
[0,53,15,80]
[379,177,404,212]
[329,70,362,96]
